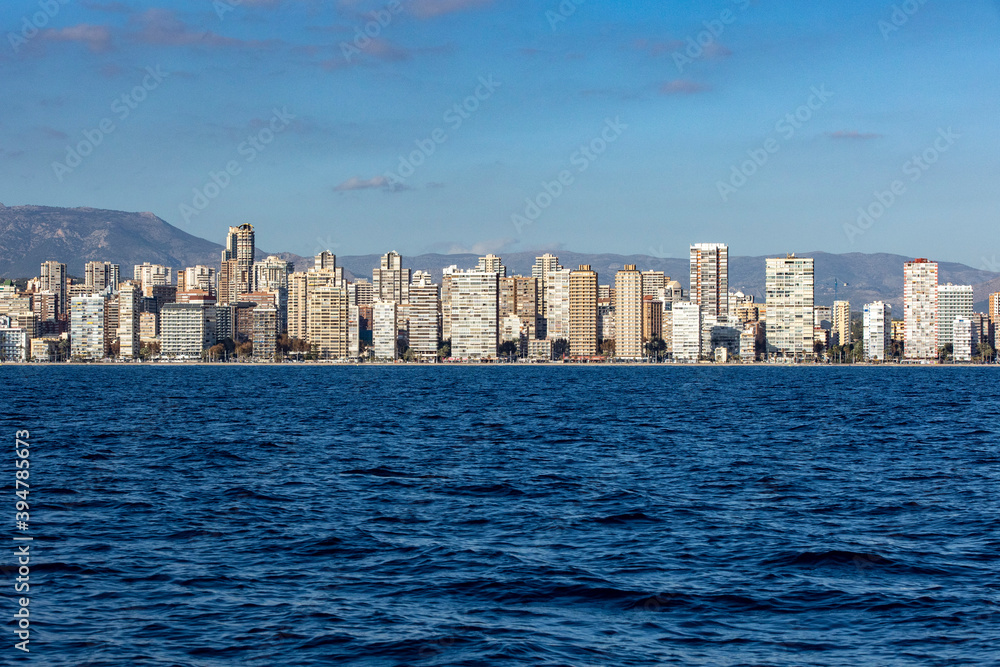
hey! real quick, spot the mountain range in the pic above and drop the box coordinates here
[1,204,998,312]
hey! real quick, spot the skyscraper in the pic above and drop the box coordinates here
[614,265,643,359]
[307,283,349,360]
[40,260,68,315]
[672,302,701,362]
[989,292,1000,328]
[903,259,939,361]
[220,224,255,304]
[937,284,974,349]
[450,270,499,359]
[689,243,729,319]
[832,300,851,347]
[70,295,104,359]
[863,301,892,361]
[532,253,561,338]
[408,272,441,361]
[117,281,141,360]
[373,251,411,304]
[85,261,120,292]
[544,268,571,341]
[477,254,506,277]
[765,254,815,358]
[568,265,598,357]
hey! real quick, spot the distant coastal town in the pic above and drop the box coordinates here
[0,224,997,365]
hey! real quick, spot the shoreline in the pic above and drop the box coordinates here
[3,362,997,368]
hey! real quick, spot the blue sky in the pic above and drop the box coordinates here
[2,0,998,266]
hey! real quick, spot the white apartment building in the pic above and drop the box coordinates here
[903,259,938,361]
[765,254,815,357]
[160,303,216,359]
[672,302,701,362]
[70,295,105,360]
[450,270,499,359]
[952,317,973,362]
[863,301,892,361]
[408,272,441,361]
[544,268,571,341]
[937,284,974,349]
[373,301,398,361]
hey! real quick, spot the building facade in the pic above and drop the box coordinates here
[689,243,729,319]
[765,254,815,358]
[903,259,939,361]
[614,265,643,359]
[863,301,892,361]
[568,265,598,357]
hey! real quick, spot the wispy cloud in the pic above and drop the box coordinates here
[632,38,684,56]
[660,79,710,95]
[40,24,113,53]
[129,9,279,49]
[827,130,883,140]
[81,1,133,13]
[333,175,408,192]
[408,0,494,18]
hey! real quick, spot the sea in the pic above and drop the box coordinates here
[3,365,999,666]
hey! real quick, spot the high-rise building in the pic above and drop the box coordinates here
[690,243,729,319]
[85,261,120,292]
[544,268,571,341]
[598,298,614,346]
[254,256,291,292]
[641,296,663,343]
[672,302,701,362]
[832,300,851,347]
[499,277,538,340]
[863,301,892,361]
[40,261,68,315]
[0,316,27,362]
[133,263,173,290]
[117,281,141,359]
[307,283,349,360]
[641,270,666,298]
[178,266,217,294]
[989,292,1000,327]
[408,272,441,361]
[70,295,105,359]
[937,284,974,349]
[450,270,499,359]
[765,254,815,358]
[532,254,561,338]
[288,272,308,341]
[614,265,643,359]
[903,259,939,361]
[373,251,411,304]
[373,301,398,360]
[349,279,374,307]
[252,307,278,362]
[160,303,217,359]
[220,224,255,302]
[952,317,973,362]
[477,254,506,277]
[568,265,598,357]
[970,312,994,352]
[441,265,458,343]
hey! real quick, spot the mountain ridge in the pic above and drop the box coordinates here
[1,204,997,311]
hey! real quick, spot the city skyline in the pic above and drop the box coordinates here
[2,223,996,364]
[3,1,999,267]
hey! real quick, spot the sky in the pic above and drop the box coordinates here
[2,0,999,268]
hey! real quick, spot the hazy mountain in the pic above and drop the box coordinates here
[1,204,997,311]
[0,204,300,278]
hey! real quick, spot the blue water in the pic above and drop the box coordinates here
[4,366,1000,666]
